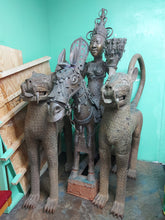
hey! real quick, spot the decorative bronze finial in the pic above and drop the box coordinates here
[86,8,113,41]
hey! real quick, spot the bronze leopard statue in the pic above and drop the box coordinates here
[93,54,145,218]
[21,72,72,213]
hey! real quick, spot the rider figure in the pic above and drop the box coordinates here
[83,8,113,123]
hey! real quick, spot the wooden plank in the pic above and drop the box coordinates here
[11,174,22,185]
[0,148,14,161]
[0,107,26,149]
[0,45,23,72]
[0,56,51,79]
[11,167,27,185]
[0,102,27,127]
[20,171,30,194]
[10,141,29,192]
[0,89,21,108]
[0,59,51,119]
[10,142,28,175]
[0,133,24,161]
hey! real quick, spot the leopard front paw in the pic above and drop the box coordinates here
[128,168,136,179]
[23,193,40,209]
[44,197,58,214]
[111,200,124,219]
[92,193,109,209]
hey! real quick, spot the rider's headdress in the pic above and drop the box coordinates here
[86,8,113,41]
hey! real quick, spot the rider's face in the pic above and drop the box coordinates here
[89,34,104,58]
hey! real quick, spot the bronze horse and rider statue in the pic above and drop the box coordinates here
[21,8,145,219]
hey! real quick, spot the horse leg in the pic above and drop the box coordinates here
[87,121,95,182]
[70,126,81,178]
[63,116,73,172]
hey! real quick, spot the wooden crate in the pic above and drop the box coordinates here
[0,50,51,213]
[0,45,23,72]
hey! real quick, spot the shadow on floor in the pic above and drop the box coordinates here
[1,154,165,220]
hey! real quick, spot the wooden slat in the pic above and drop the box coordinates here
[0,102,27,127]
[11,167,27,185]
[10,141,29,188]
[0,148,14,162]
[0,89,21,108]
[0,107,26,149]
[0,58,51,120]
[0,133,24,161]
[20,172,30,195]
[0,56,51,79]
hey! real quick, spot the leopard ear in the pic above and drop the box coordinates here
[131,67,138,82]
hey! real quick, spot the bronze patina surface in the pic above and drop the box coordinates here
[84,8,113,123]
[21,72,72,213]
[92,54,145,218]
[20,8,146,217]
[48,38,97,183]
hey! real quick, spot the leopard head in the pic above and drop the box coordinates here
[21,72,53,103]
[101,68,138,109]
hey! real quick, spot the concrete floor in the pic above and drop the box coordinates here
[1,154,165,220]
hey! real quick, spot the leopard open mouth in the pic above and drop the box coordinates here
[116,95,126,102]
[37,91,48,96]
[21,90,49,103]
[102,93,126,105]
[34,91,49,103]
[102,93,113,104]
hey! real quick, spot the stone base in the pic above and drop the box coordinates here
[67,175,98,201]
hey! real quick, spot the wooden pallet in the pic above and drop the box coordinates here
[0,46,51,213]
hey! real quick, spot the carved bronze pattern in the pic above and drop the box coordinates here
[92,54,145,218]
[105,38,127,70]
[48,38,97,181]
[21,72,72,213]
[19,8,145,218]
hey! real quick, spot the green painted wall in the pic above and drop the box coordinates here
[47,0,165,163]
[0,0,50,64]
[1,0,165,163]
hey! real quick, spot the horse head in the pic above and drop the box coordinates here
[48,37,89,122]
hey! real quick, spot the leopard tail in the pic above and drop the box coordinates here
[127,53,146,108]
